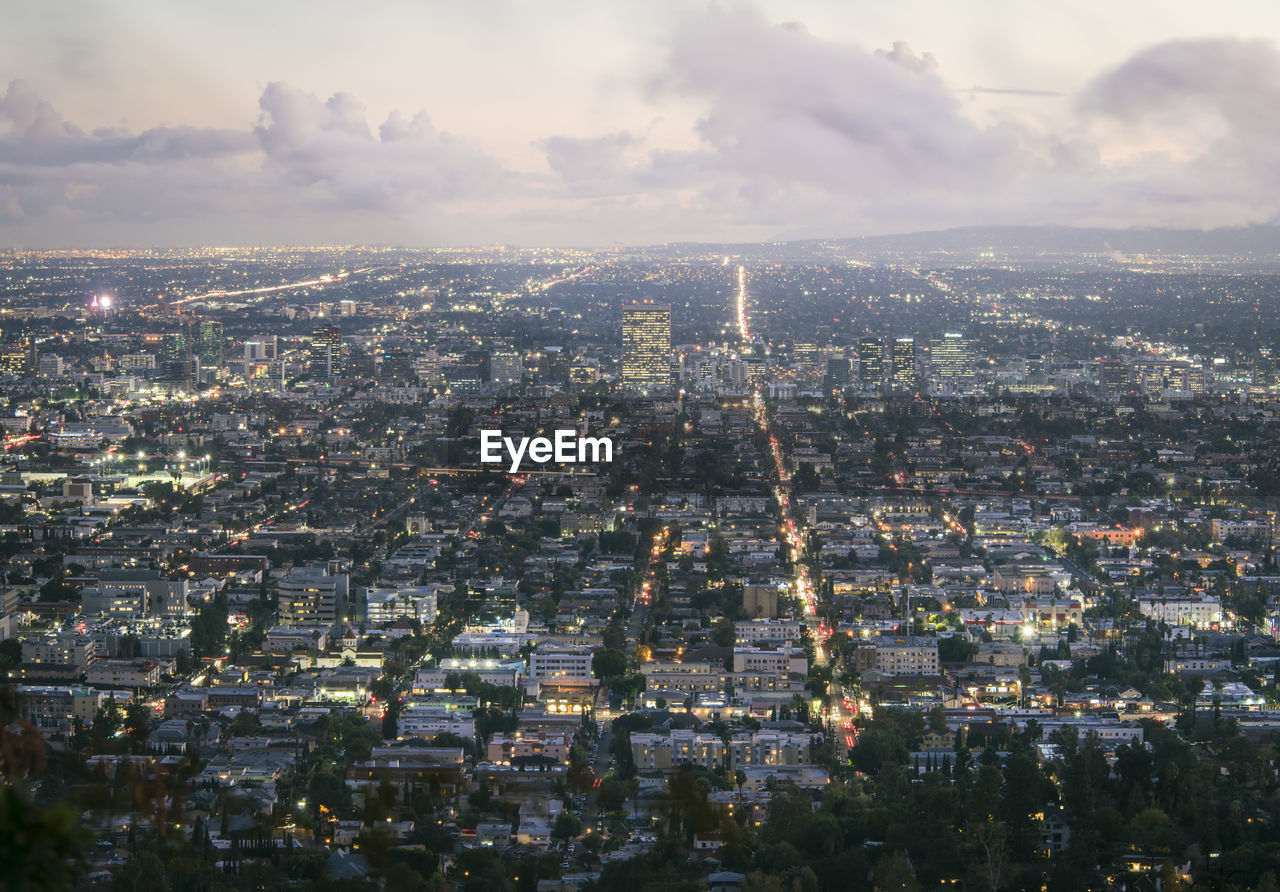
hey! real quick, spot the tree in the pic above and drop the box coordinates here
[966,820,1008,892]
[710,617,736,648]
[124,702,151,754]
[112,851,167,892]
[0,786,86,891]
[552,811,582,843]
[592,648,627,680]
[190,595,228,659]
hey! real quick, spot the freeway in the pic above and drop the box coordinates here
[146,265,386,310]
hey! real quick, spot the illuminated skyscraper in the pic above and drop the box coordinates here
[621,303,671,393]
[891,337,917,388]
[0,340,34,376]
[197,319,223,368]
[858,338,885,386]
[793,341,820,373]
[310,325,342,379]
[932,332,976,380]
[161,328,194,389]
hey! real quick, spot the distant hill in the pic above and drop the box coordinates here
[644,224,1280,263]
[831,224,1280,257]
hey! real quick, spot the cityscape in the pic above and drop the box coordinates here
[6,3,1280,892]
[1,241,1279,891]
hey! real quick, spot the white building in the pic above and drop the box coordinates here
[364,585,440,624]
[732,646,807,676]
[397,705,476,739]
[529,644,595,682]
[734,619,804,645]
[278,563,349,627]
[869,636,940,676]
[1137,595,1223,628]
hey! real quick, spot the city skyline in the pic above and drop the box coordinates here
[7,2,1280,247]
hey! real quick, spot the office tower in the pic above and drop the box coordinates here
[858,338,885,386]
[161,329,194,389]
[793,341,820,372]
[244,335,278,362]
[310,325,342,379]
[621,302,671,393]
[538,347,570,384]
[1254,353,1277,387]
[446,349,489,393]
[339,300,357,316]
[490,349,523,386]
[38,355,65,378]
[825,356,852,392]
[345,347,376,379]
[1099,360,1130,395]
[0,340,32,376]
[722,359,749,389]
[379,348,415,381]
[278,563,349,626]
[892,337,917,388]
[932,332,976,380]
[197,319,223,368]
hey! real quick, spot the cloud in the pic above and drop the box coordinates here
[0,78,503,244]
[254,82,502,212]
[877,41,938,75]
[542,131,642,184]
[539,6,1037,237]
[539,13,1280,240]
[10,17,1280,246]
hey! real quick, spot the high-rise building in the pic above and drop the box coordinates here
[932,332,976,381]
[1099,361,1131,396]
[445,349,490,393]
[858,338,885,387]
[278,563,349,626]
[490,349,523,386]
[378,349,415,381]
[793,341,820,373]
[197,320,223,368]
[161,329,194,389]
[621,303,671,393]
[891,337,917,388]
[0,340,33,376]
[310,325,342,379]
[538,347,570,384]
[824,356,852,392]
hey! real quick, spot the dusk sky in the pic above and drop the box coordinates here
[5,1,1280,248]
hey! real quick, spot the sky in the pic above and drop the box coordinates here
[4,1,1280,248]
